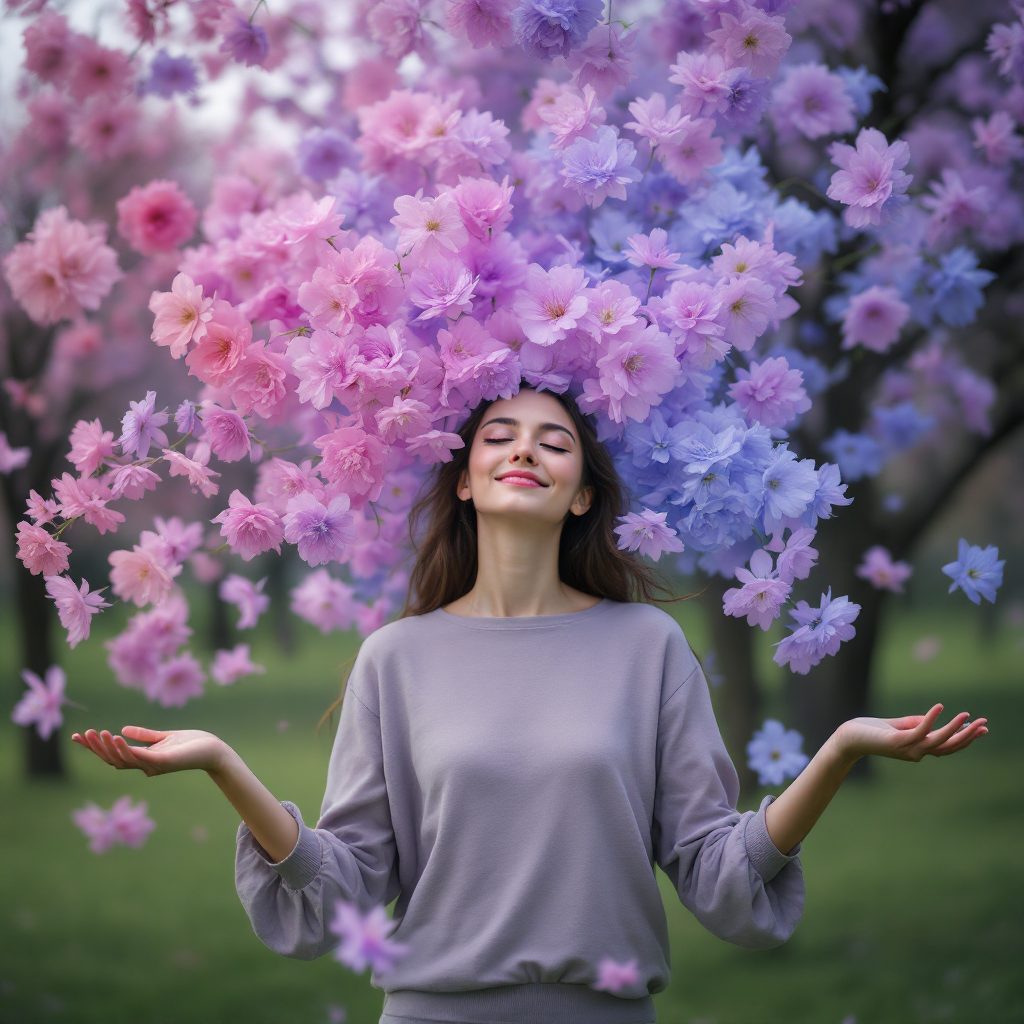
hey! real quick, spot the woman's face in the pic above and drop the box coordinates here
[457,388,593,527]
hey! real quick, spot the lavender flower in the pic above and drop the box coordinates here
[329,900,409,975]
[219,13,269,67]
[283,493,357,567]
[512,0,603,60]
[559,126,642,207]
[826,127,912,229]
[941,538,1004,605]
[746,719,808,786]
[119,391,169,458]
[144,50,199,98]
[298,129,353,183]
[613,508,685,561]
[773,589,860,674]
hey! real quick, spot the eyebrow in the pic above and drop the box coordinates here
[481,416,577,443]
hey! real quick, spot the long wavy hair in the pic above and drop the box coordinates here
[317,382,689,729]
[400,381,685,616]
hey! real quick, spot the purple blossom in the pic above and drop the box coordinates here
[771,64,856,140]
[219,13,269,67]
[841,285,910,353]
[773,589,860,674]
[613,508,685,561]
[329,900,409,975]
[559,127,642,208]
[941,538,1004,605]
[283,493,356,567]
[746,719,808,786]
[175,399,201,436]
[987,20,1024,84]
[144,50,199,98]
[119,391,170,458]
[11,665,69,739]
[776,527,818,584]
[921,169,991,249]
[727,356,810,428]
[219,574,270,629]
[512,0,603,60]
[826,128,913,229]
[298,129,353,183]
[856,546,913,593]
[722,548,792,630]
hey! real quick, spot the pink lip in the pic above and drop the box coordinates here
[498,474,545,487]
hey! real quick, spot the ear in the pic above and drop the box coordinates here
[456,467,472,502]
[570,485,594,517]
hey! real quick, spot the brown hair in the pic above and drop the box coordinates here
[317,381,689,731]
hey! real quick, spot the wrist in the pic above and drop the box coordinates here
[207,738,238,777]
[824,723,862,772]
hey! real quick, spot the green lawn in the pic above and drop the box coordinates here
[0,596,1021,1024]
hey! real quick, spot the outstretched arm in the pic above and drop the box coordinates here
[764,705,988,855]
[72,727,300,863]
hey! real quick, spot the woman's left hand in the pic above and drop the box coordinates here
[835,704,988,764]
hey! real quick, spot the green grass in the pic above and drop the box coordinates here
[1,597,1022,1024]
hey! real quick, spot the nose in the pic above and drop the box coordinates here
[509,441,538,465]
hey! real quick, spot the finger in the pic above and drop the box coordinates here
[81,729,117,767]
[933,720,988,756]
[912,704,944,738]
[924,711,971,749]
[112,735,151,768]
[121,726,168,743]
[886,715,927,732]
[99,730,132,769]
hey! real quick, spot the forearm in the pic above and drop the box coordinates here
[208,746,300,863]
[763,729,858,855]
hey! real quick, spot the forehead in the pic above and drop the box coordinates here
[482,388,574,428]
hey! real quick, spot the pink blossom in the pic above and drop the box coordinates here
[537,84,606,149]
[592,957,641,994]
[771,64,856,140]
[211,644,265,686]
[219,574,270,629]
[199,404,251,463]
[152,516,205,565]
[67,37,134,100]
[513,264,589,346]
[119,391,169,458]
[856,545,913,593]
[657,118,723,184]
[212,490,284,561]
[290,569,358,633]
[521,79,573,132]
[367,0,425,58]
[108,545,180,606]
[72,802,120,854]
[108,463,161,500]
[105,594,192,690]
[163,443,221,498]
[668,52,738,118]
[613,509,684,561]
[329,899,409,975]
[255,458,325,513]
[406,257,478,320]
[315,427,388,510]
[290,329,358,410]
[437,317,521,407]
[580,280,639,338]
[715,277,776,351]
[108,796,157,847]
[723,549,792,630]
[149,273,214,358]
[283,493,356,566]
[145,653,205,706]
[446,0,515,46]
[117,179,198,256]
[624,93,689,146]
[392,191,468,257]
[12,665,69,740]
[67,419,115,475]
[971,112,1024,166]
[23,12,77,86]
[229,344,290,418]
[2,206,122,326]
[403,429,467,464]
[356,596,393,637]
[776,528,819,584]
[16,521,71,576]
[577,321,679,424]
[728,356,811,428]
[185,300,252,386]
[841,286,910,352]
[52,473,125,534]
[566,24,637,100]
[0,432,31,473]
[45,575,110,648]
[455,109,512,171]
[26,490,59,525]
[624,228,682,270]
[70,99,139,163]
[658,280,725,364]
[707,10,791,78]
[375,398,434,443]
[451,175,514,239]
[190,552,224,584]
[920,169,991,249]
[711,235,801,298]
[827,128,913,229]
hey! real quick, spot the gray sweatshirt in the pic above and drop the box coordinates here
[235,598,804,1024]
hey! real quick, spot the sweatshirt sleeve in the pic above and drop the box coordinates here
[234,644,400,960]
[652,624,805,950]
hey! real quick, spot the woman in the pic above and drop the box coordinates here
[73,382,986,1024]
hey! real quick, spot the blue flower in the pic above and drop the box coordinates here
[590,209,642,264]
[821,429,884,481]
[512,0,603,59]
[329,169,392,233]
[835,65,886,117]
[805,463,852,526]
[145,50,199,98]
[761,446,819,534]
[625,409,692,467]
[298,129,353,183]
[717,70,771,135]
[941,538,1005,605]
[746,719,809,786]
[773,589,860,674]
[927,247,996,328]
[559,127,642,207]
[711,146,770,196]
[871,401,936,453]
[769,197,838,267]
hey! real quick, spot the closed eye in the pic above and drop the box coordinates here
[483,438,569,453]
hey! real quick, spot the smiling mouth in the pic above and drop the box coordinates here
[498,475,547,487]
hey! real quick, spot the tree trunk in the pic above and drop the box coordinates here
[703,577,760,799]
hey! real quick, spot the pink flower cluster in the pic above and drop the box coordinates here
[72,796,156,854]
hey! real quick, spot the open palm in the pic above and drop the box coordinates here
[71,727,226,776]
[839,704,988,763]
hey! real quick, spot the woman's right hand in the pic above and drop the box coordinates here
[71,727,228,777]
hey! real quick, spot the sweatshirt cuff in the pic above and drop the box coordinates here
[247,800,323,891]
[744,794,801,884]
